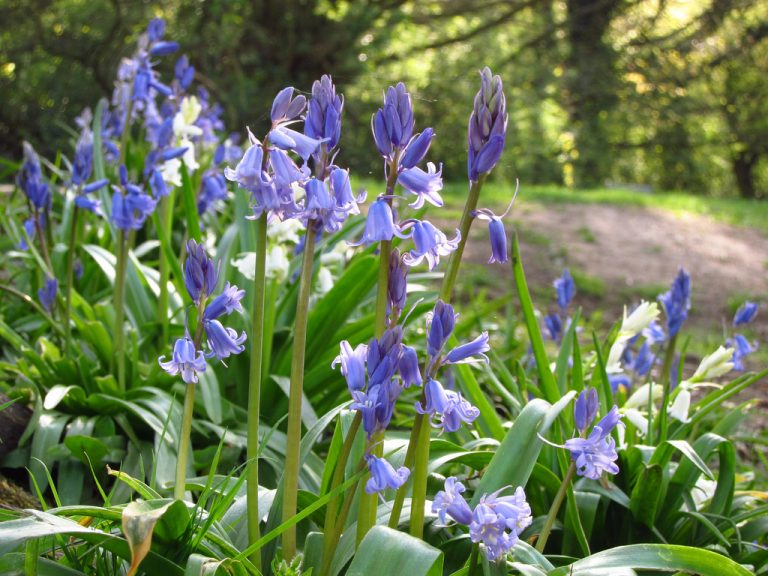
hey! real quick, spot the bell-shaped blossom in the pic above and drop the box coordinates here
[71,126,94,186]
[658,268,691,337]
[415,378,479,433]
[349,198,410,246]
[372,82,414,158]
[397,162,444,209]
[468,67,508,182]
[574,388,599,433]
[432,476,474,525]
[174,55,195,91]
[184,239,219,305]
[203,282,245,320]
[733,301,758,326]
[17,217,37,251]
[352,379,401,437]
[270,87,307,125]
[364,454,410,494]
[544,313,563,343]
[111,186,157,230]
[269,126,323,162]
[401,220,460,270]
[159,336,207,384]
[668,386,692,423]
[332,341,369,392]
[727,334,757,371]
[631,342,655,376]
[606,301,660,373]
[400,128,434,170]
[304,75,343,152]
[398,345,422,388]
[197,170,228,215]
[444,332,490,365]
[564,406,622,480]
[17,142,50,211]
[426,300,457,360]
[554,268,576,311]
[609,373,631,393]
[474,181,519,264]
[38,277,58,312]
[689,345,734,382]
[204,319,247,360]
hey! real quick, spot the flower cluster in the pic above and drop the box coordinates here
[544,269,576,344]
[160,240,246,383]
[468,67,508,182]
[658,268,691,337]
[565,389,622,480]
[726,301,759,371]
[433,477,532,561]
[15,143,50,251]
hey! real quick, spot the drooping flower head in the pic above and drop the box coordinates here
[349,198,410,247]
[474,180,519,264]
[733,301,758,326]
[468,67,508,182]
[270,87,307,126]
[111,165,157,230]
[554,268,576,311]
[658,268,691,337]
[159,336,207,384]
[727,334,758,371]
[415,378,480,433]
[203,282,245,320]
[387,248,408,321]
[565,405,622,480]
[332,341,369,393]
[17,142,50,211]
[426,300,457,361]
[401,220,460,271]
[204,319,247,361]
[364,454,410,494]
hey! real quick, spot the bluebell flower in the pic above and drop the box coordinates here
[631,341,655,376]
[204,319,247,360]
[658,268,691,337]
[38,277,58,312]
[415,378,479,433]
[554,269,576,311]
[174,55,195,91]
[397,162,444,209]
[398,345,422,388]
[364,454,410,494]
[609,373,631,393]
[305,75,343,152]
[17,142,50,211]
[149,41,179,57]
[184,239,220,305]
[565,405,622,480]
[111,165,157,230]
[352,380,401,437]
[372,82,414,158]
[71,127,94,186]
[329,167,363,215]
[387,248,408,320]
[727,334,757,371]
[269,126,323,162]
[733,301,758,326]
[432,476,473,525]
[574,388,598,433]
[367,327,403,386]
[401,219,460,270]
[16,218,36,251]
[544,313,562,343]
[332,341,369,392]
[474,182,519,264]
[643,319,666,344]
[203,282,245,320]
[270,87,307,125]
[197,170,228,215]
[468,67,507,182]
[349,198,410,246]
[469,487,532,562]
[444,332,490,365]
[147,18,166,42]
[159,336,207,384]
[399,128,434,170]
[427,300,457,360]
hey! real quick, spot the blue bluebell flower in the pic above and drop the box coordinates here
[658,268,691,337]
[38,277,58,312]
[554,269,576,311]
[349,198,410,246]
[351,380,401,437]
[544,313,563,343]
[366,327,403,386]
[364,454,410,494]
[159,336,207,384]
[727,334,757,371]
[401,220,460,270]
[387,248,408,321]
[184,239,220,305]
[174,55,195,91]
[147,18,166,42]
[398,345,422,388]
[397,162,444,209]
[444,332,490,365]
[197,170,228,215]
[269,126,323,162]
[565,406,622,480]
[372,83,414,158]
[468,67,507,182]
[609,374,631,393]
[203,282,245,320]
[111,165,157,230]
[474,182,519,264]
[427,300,457,360]
[574,388,598,433]
[270,87,307,126]
[432,476,474,525]
[415,378,480,433]
[631,341,655,376]
[71,127,94,186]
[204,319,247,360]
[643,319,666,344]
[16,218,36,251]
[470,487,532,562]
[399,128,434,170]
[17,143,50,211]
[332,341,369,392]
[733,301,758,326]
[305,75,343,152]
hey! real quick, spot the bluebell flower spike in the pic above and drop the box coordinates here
[733,301,758,326]
[658,268,691,337]
[159,337,207,384]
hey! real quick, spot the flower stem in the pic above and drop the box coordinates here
[386,411,422,528]
[356,431,383,545]
[374,240,392,335]
[439,176,485,302]
[654,332,678,444]
[157,195,173,347]
[246,212,268,573]
[174,382,196,501]
[408,411,431,538]
[536,461,576,552]
[467,543,480,576]
[113,229,128,392]
[282,221,317,560]
[64,204,80,356]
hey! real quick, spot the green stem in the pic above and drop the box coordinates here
[439,176,485,302]
[536,461,576,552]
[387,412,423,528]
[113,230,128,392]
[356,431,383,545]
[33,209,54,274]
[246,213,268,573]
[467,543,480,576]
[374,241,392,335]
[282,221,317,560]
[157,196,172,346]
[408,411,431,538]
[174,382,196,501]
[64,204,80,356]
[655,332,678,444]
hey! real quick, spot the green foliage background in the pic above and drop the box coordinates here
[1,0,767,196]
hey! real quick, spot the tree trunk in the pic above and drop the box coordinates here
[733,150,758,199]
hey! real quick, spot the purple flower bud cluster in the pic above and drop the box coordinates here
[468,67,508,182]
[566,393,622,480]
[544,269,576,344]
[658,268,691,337]
[726,301,759,371]
[38,277,58,313]
[433,477,532,562]
[160,240,246,383]
[111,165,157,231]
[70,118,109,214]
[15,143,50,251]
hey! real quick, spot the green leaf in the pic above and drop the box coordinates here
[346,526,443,576]
[629,463,664,528]
[122,499,188,576]
[181,164,202,242]
[547,544,753,575]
